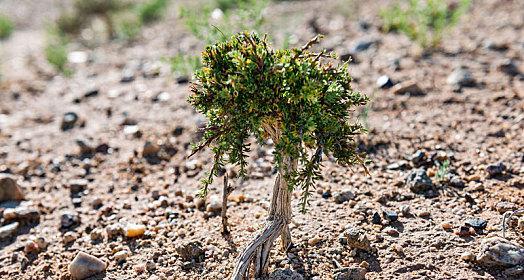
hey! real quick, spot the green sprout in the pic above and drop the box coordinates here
[380,0,470,49]
[0,15,14,40]
[436,159,450,182]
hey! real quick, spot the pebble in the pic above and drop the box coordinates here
[497,59,520,76]
[376,75,394,89]
[142,141,160,158]
[476,237,524,267]
[175,241,205,261]
[69,179,88,194]
[418,210,430,218]
[334,266,367,280]
[441,222,453,230]
[0,222,19,239]
[114,250,129,262]
[371,212,381,224]
[383,227,399,237]
[496,201,517,214]
[120,68,135,83]
[3,206,40,222]
[400,205,411,217]
[486,162,506,177]
[465,218,487,230]
[334,191,355,204]
[269,269,304,280]
[90,228,104,241]
[405,168,434,193]
[0,174,25,202]
[392,80,424,96]
[206,195,222,213]
[461,251,475,261]
[449,176,465,188]
[455,226,475,237]
[383,210,398,222]
[69,252,107,279]
[410,150,426,166]
[63,232,77,244]
[308,236,322,246]
[351,39,376,52]
[343,225,372,252]
[106,224,124,239]
[447,66,476,87]
[24,236,47,253]
[61,212,80,229]
[125,224,146,238]
[61,112,79,131]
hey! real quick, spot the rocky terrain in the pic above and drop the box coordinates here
[0,0,523,279]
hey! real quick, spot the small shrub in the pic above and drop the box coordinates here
[137,0,169,24]
[380,0,470,49]
[0,15,14,40]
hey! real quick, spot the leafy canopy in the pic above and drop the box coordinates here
[189,33,368,211]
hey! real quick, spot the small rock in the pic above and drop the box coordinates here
[486,162,506,177]
[114,250,129,262]
[3,206,40,222]
[359,260,370,269]
[106,224,124,239]
[206,195,222,213]
[461,251,475,261]
[68,51,88,64]
[496,201,517,214]
[63,232,77,244]
[497,59,520,76]
[321,189,332,199]
[69,252,107,279]
[120,68,135,83]
[69,179,88,194]
[176,75,189,84]
[441,222,453,230]
[351,39,376,52]
[142,141,160,158]
[383,227,399,236]
[410,150,426,166]
[449,176,465,188]
[504,265,524,277]
[334,191,355,204]
[193,197,205,210]
[0,174,25,202]
[343,225,372,252]
[383,210,398,222]
[91,198,103,209]
[371,212,382,224]
[61,212,80,229]
[0,222,19,239]
[308,236,322,246]
[125,224,146,238]
[447,66,476,87]
[455,226,475,237]
[376,75,394,89]
[405,168,434,193]
[386,160,408,170]
[392,80,424,96]
[465,218,487,230]
[334,266,367,280]
[269,269,303,280]
[418,210,431,218]
[175,241,205,262]
[61,112,79,131]
[400,205,411,217]
[476,237,524,267]
[90,228,104,241]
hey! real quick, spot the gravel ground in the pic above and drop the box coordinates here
[0,0,523,279]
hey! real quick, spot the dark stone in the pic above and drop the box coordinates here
[383,210,398,222]
[60,212,80,229]
[175,241,205,262]
[465,218,487,230]
[449,176,465,188]
[120,69,135,83]
[351,40,376,52]
[176,75,189,84]
[172,126,184,136]
[405,169,433,193]
[84,89,99,99]
[322,190,332,199]
[498,59,520,76]
[410,150,426,167]
[486,162,506,177]
[371,212,381,224]
[334,191,355,204]
[61,112,79,131]
[340,52,357,63]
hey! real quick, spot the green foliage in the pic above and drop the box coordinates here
[138,0,169,24]
[0,15,14,40]
[173,0,268,79]
[45,31,71,75]
[436,159,450,182]
[115,12,142,40]
[189,33,368,211]
[380,0,470,49]
[169,54,202,78]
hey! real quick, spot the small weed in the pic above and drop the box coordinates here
[0,15,14,40]
[138,0,169,24]
[115,12,142,40]
[45,29,72,75]
[380,0,470,49]
[435,159,450,182]
[169,54,201,78]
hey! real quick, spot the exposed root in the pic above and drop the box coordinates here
[222,174,234,235]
